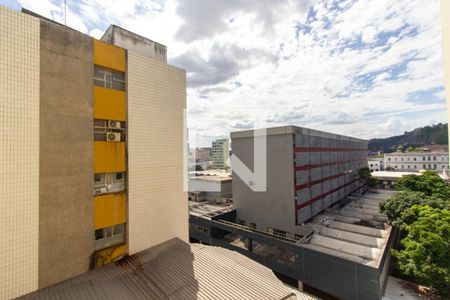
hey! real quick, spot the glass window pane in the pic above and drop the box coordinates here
[95,229,105,240]
[113,224,124,235]
[105,227,113,237]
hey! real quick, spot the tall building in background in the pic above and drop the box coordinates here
[231,126,368,239]
[195,147,212,162]
[0,7,187,299]
[212,138,230,169]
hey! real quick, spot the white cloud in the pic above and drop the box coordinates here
[14,0,446,146]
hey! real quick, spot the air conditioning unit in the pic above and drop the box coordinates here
[94,187,107,195]
[108,120,121,129]
[107,132,121,142]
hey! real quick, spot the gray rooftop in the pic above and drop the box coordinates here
[21,238,316,300]
[189,201,234,218]
[301,189,396,268]
[231,125,367,143]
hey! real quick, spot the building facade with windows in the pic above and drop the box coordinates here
[231,126,368,239]
[212,138,230,169]
[384,152,449,171]
[368,157,384,171]
[0,7,187,299]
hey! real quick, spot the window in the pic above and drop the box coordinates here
[113,224,124,235]
[423,164,426,169]
[388,158,391,161]
[401,157,403,161]
[428,156,431,161]
[407,165,410,169]
[94,174,102,183]
[370,164,373,167]
[414,165,417,169]
[414,157,416,161]
[434,164,437,170]
[268,227,288,238]
[116,173,123,180]
[95,229,105,240]
[94,65,125,91]
[428,164,432,169]
[423,156,426,161]
[394,157,397,161]
[433,156,436,161]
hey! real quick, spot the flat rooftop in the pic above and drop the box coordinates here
[20,238,316,300]
[189,201,234,218]
[372,171,421,179]
[190,175,232,182]
[301,189,396,268]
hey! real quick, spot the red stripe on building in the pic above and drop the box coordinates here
[295,172,349,191]
[295,179,359,210]
[294,147,366,152]
[294,158,366,171]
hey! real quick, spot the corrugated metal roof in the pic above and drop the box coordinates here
[20,238,317,300]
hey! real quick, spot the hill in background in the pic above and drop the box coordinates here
[368,123,448,153]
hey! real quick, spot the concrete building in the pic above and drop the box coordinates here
[189,172,232,202]
[189,189,397,300]
[372,170,450,189]
[0,7,187,299]
[231,126,368,239]
[195,147,212,162]
[368,157,384,171]
[384,152,449,171]
[212,138,230,169]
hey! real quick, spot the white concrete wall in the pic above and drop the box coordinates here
[127,52,188,255]
[0,7,40,299]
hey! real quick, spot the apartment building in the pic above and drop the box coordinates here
[384,152,449,171]
[0,7,187,299]
[212,138,230,169]
[195,147,212,162]
[231,126,368,239]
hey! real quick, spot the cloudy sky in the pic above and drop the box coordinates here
[1,0,447,146]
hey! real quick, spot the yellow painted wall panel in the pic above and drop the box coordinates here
[93,39,125,72]
[94,243,127,268]
[94,86,126,121]
[94,141,126,173]
[94,193,127,229]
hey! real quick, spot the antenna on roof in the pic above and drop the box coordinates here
[64,0,67,26]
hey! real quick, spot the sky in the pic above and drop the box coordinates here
[1,0,447,147]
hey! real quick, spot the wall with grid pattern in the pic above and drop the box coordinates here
[127,52,188,254]
[0,7,40,299]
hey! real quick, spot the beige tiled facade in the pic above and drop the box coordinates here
[127,52,188,254]
[0,7,40,299]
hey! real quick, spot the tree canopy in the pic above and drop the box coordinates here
[393,205,450,297]
[394,171,450,199]
[380,171,450,297]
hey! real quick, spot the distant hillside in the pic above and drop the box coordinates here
[368,123,448,153]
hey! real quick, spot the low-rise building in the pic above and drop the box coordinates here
[368,157,384,171]
[189,172,232,202]
[384,152,449,171]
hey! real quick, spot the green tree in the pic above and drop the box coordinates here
[394,171,450,199]
[380,191,449,227]
[357,167,377,188]
[393,205,450,297]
